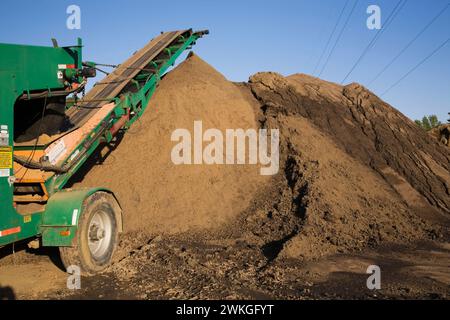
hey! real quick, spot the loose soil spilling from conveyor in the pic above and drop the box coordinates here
[2,54,449,300]
[71,54,268,235]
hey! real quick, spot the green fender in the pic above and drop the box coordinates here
[41,187,122,247]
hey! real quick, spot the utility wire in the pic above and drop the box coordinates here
[381,36,450,96]
[318,0,359,77]
[369,2,450,86]
[312,0,350,76]
[341,0,407,84]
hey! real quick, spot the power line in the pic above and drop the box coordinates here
[369,2,450,86]
[381,36,450,96]
[318,0,359,77]
[341,0,407,84]
[341,0,407,83]
[312,0,350,76]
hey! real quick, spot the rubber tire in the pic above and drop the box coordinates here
[59,192,120,275]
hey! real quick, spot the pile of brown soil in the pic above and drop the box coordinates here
[74,54,267,234]
[249,72,450,216]
[73,54,448,262]
[269,116,431,259]
[243,72,450,259]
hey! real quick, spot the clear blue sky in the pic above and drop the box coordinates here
[1,0,449,122]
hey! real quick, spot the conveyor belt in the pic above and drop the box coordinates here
[66,29,191,128]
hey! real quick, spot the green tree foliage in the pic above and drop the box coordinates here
[415,115,442,131]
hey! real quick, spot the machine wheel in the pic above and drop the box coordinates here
[59,192,121,275]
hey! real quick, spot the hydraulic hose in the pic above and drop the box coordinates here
[14,113,111,174]
[13,155,70,174]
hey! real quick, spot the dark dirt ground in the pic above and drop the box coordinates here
[1,191,449,300]
[2,234,448,300]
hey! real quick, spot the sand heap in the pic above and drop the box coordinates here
[249,72,450,216]
[74,54,267,234]
[260,115,432,259]
[73,54,448,261]
[238,72,449,259]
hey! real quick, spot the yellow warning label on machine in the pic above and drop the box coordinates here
[0,146,13,169]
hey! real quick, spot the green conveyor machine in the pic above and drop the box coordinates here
[0,29,208,274]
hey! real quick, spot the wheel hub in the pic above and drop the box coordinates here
[89,224,105,241]
[87,210,113,260]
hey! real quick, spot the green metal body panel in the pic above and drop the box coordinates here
[0,31,207,247]
[0,91,17,242]
[0,39,83,246]
[0,38,82,96]
[41,187,118,246]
